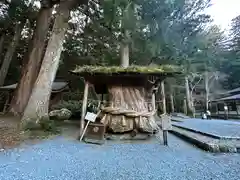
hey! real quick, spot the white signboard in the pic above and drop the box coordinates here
[85,112,97,122]
[161,114,172,130]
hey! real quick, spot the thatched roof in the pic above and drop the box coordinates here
[71,65,181,76]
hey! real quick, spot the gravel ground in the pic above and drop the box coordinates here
[174,118,240,138]
[0,135,240,180]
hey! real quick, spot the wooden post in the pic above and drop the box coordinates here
[152,93,156,111]
[79,81,89,139]
[161,80,166,114]
[161,114,171,146]
[170,93,174,113]
[234,100,239,115]
[216,103,219,115]
[183,99,187,115]
[101,94,104,104]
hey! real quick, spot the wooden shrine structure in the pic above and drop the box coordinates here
[71,65,180,137]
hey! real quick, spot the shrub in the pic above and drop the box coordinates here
[52,100,82,114]
[51,100,99,119]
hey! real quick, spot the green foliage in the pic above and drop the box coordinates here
[22,119,41,131]
[52,100,82,115]
[63,0,217,76]
[1,0,238,116]
[51,99,99,118]
[230,15,240,53]
[39,118,60,133]
[0,0,35,33]
[219,15,240,89]
[22,118,60,133]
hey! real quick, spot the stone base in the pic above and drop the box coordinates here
[105,133,153,141]
[84,137,105,145]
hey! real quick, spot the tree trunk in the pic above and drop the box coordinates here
[9,7,53,115]
[0,34,5,62]
[170,92,174,113]
[100,86,159,133]
[161,81,166,114]
[120,23,130,67]
[183,99,187,115]
[0,0,35,86]
[22,3,71,124]
[185,76,193,115]
[0,23,22,86]
[205,71,209,110]
[120,42,129,67]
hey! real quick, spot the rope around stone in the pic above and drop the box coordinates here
[101,107,157,118]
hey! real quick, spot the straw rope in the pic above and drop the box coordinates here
[101,107,157,118]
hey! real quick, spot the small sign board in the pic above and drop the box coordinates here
[85,112,97,122]
[161,114,172,130]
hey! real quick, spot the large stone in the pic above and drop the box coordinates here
[49,108,72,121]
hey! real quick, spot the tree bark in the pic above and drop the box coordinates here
[183,99,187,115]
[22,2,71,123]
[120,23,130,67]
[0,34,5,63]
[120,42,129,67]
[100,86,159,133]
[0,23,22,86]
[161,81,166,114]
[170,90,174,113]
[9,7,53,115]
[205,71,209,110]
[185,76,193,115]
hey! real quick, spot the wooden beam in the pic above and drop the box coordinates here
[79,81,89,139]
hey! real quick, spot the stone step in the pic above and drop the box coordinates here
[170,126,240,153]
[172,124,240,140]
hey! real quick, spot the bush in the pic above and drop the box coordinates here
[62,91,83,101]
[21,118,60,134]
[52,100,82,115]
[39,118,60,133]
[51,100,99,119]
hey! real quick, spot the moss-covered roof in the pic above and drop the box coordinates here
[71,65,181,76]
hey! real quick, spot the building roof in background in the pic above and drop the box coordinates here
[225,87,240,94]
[0,81,69,93]
[212,93,240,102]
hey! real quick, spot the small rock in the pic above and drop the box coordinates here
[208,144,220,153]
[49,108,72,121]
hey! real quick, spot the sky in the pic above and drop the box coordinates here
[206,0,240,30]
